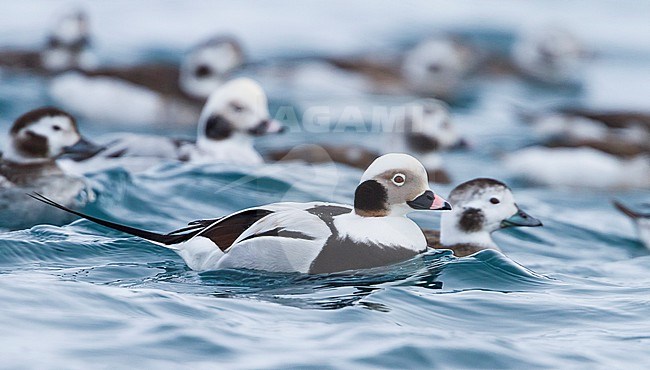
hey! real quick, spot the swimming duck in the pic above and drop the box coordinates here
[0,107,100,229]
[613,201,650,250]
[422,178,542,257]
[511,26,587,86]
[0,10,94,74]
[32,153,452,273]
[253,37,474,104]
[58,78,282,175]
[48,36,244,125]
[520,108,650,157]
[504,146,650,189]
[268,99,465,184]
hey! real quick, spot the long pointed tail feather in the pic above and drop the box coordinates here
[29,192,200,246]
[613,200,650,219]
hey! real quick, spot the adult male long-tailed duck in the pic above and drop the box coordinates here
[613,201,650,250]
[58,78,283,175]
[0,10,94,74]
[422,178,542,257]
[32,153,452,273]
[0,107,99,229]
[48,36,244,125]
[268,99,466,184]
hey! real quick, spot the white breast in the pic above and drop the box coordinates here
[191,136,263,165]
[333,213,426,252]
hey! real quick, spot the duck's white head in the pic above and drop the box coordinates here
[441,178,542,248]
[41,10,93,72]
[513,27,585,82]
[354,153,451,217]
[401,38,473,97]
[196,78,283,150]
[3,107,102,164]
[400,99,467,152]
[180,36,245,99]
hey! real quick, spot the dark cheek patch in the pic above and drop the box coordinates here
[458,208,485,232]
[16,133,48,158]
[204,115,233,140]
[354,180,388,216]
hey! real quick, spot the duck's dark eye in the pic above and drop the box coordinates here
[194,64,212,78]
[230,102,245,113]
[490,197,500,204]
[427,63,441,73]
[392,173,406,186]
[52,125,61,131]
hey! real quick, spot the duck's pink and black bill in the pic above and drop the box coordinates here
[407,190,452,211]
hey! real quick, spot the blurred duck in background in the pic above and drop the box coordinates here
[400,37,476,100]
[613,201,650,250]
[268,99,467,184]
[0,107,99,230]
[49,36,244,125]
[506,106,650,189]
[253,36,476,104]
[527,108,650,157]
[503,146,650,189]
[0,10,95,74]
[511,26,588,87]
[58,78,283,175]
[328,36,476,100]
[422,178,542,257]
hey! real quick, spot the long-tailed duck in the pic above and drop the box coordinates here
[58,78,283,174]
[0,107,99,229]
[511,27,587,86]
[48,36,244,125]
[32,153,452,273]
[268,99,466,184]
[252,37,475,103]
[527,108,650,157]
[613,201,650,250]
[504,146,650,189]
[0,10,94,74]
[422,178,542,257]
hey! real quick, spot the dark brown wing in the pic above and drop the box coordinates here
[197,209,274,251]
[267,144,380,170]
[545,138,649,157]
[0,50,42,70]
[85,63,194,100]
[326,56,402,87]
[559,108,650,130]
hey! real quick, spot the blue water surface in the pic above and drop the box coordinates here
[1,1,650,368]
